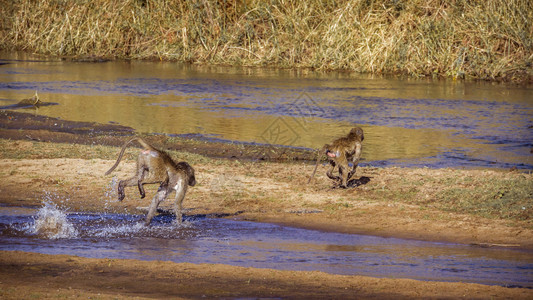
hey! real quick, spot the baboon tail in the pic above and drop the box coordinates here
[134,137,157,151]
[104,137,139,175]
[307,149,322,184]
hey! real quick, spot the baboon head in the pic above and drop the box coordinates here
[348,127,364,142]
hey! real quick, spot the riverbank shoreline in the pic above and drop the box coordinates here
[2,251,530,299]
[1,109,532,298]
[2,1,532,83]
[1,109,532,247]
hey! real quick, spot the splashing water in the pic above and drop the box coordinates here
[28,202,78,239]
[2,206,532,288]
[102,177,119,212]
[87,218,194,239]
[42,190,70,208]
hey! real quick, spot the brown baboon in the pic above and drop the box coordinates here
[308,127,364,188]
[105,137,196,225]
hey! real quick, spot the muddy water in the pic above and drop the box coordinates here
[1,52,532,169]
[1,205,532,288]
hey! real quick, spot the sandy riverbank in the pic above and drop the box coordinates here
[1,110,532,298]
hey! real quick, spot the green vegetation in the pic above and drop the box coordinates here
[1,0,531,81]
[1,138,531,222]
[367,168,533,221]
[435,175,533,220]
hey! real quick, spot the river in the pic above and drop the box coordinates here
[0,51,532,169]
[1,204,532,288]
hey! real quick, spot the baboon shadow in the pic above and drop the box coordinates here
[332,176,371,189]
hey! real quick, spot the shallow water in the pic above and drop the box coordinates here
[0,52,532,169]
[1,205,532,288]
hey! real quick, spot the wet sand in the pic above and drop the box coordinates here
[2,250,531,299]
[1,110,532,299]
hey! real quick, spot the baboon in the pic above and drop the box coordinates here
[308,127,364,188]
[105,137,196,225]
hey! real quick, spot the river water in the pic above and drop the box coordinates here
[1,204,532,288]
[1,52,532,169]
[1,53,532,288]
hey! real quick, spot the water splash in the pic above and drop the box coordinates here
[91,221,146,238]
[1,206,532,288]
[102,177,119,212]
[42,190,70,207]
[27,202,78,239]
[87,219,194,239]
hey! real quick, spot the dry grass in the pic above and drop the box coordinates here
[366,167,533,221]
[1,139,531,222]
[1,0,531,81]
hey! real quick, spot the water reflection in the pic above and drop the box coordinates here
[0,52,531,169]
[1,206,532,288]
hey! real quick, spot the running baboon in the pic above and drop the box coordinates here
[308,127,364,188]
[105,137,196,225]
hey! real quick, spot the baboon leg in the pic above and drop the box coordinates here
[138,183,146,199]
[348,166,357,180]
[326,161,341,181]
[137,167,148,199]
[337,155,350,188]
[172,177,188,225]
[347,164,358,182]
[339,164,349,188]
[347,142,363,180]
[144,182,169,225]
[346,159,357,184]
[118,176,138,201]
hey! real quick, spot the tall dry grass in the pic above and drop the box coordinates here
[1,0,531,81]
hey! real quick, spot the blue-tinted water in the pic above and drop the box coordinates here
[0,52,532,169]
[1,205,532,288]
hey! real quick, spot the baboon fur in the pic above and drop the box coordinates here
[105,137,196,225]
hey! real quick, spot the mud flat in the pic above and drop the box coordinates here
[2,251,532,299]
[1,111,532,298]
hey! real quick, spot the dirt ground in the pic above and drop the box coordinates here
[1,110,532,299]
